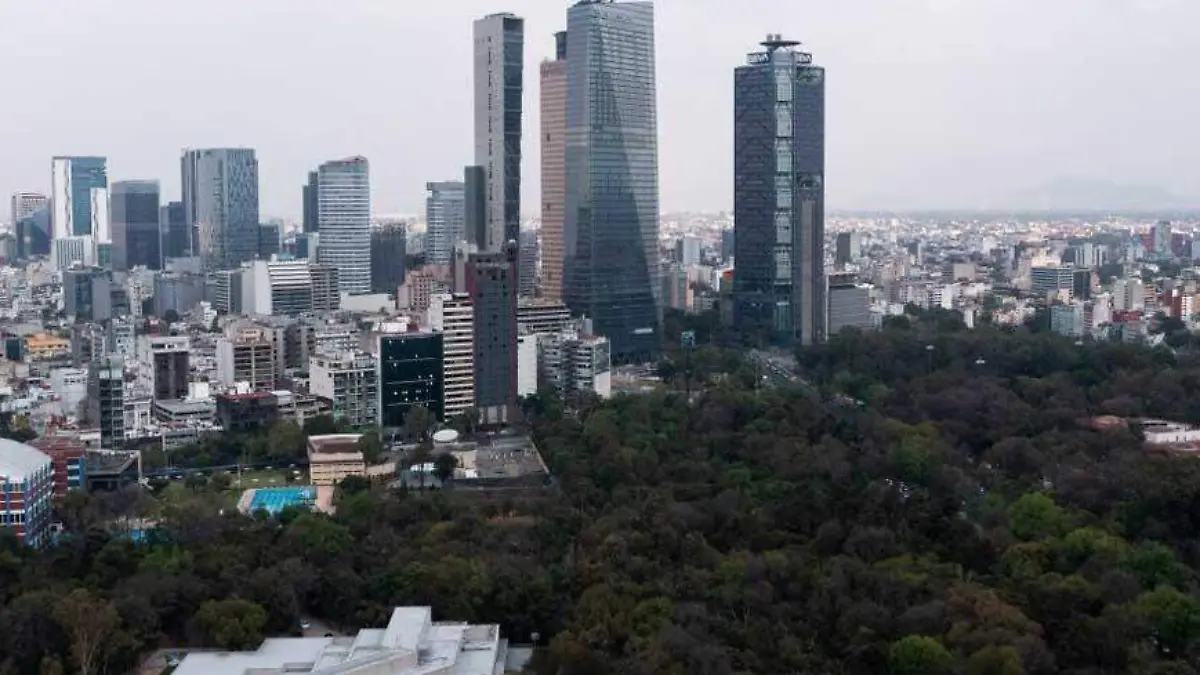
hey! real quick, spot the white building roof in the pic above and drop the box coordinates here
[0,438,51,481]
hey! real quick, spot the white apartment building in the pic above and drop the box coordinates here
[429,293,475,418]
[517,333,538,397]
[309,351,379,430]
[539,330,611,400]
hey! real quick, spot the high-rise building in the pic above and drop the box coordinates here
[1153,221,1173,258]
[137,335,190,401]
[378,332,446,426]
[539,31,569,303]
[258,222,281,259]
[181,148,260,271]
[676,236,700,266]
[316,157,371,295]
[51,157,107,240]
[517,298,573,335]
[87,356,126,449]
[827,273,872,336]
[371,223,407,296]
[519,228,538,297]
[426,181,466,266]
[538,328,612,400]
[11,192,48,224]
[474,13,524,253]
[159,201,189,260]
[64,266,119,321]
[564,0,662,363]
[835,232,860,268]
[733,35,826,346]
[429,293,475,419]
[241,259,340,316]
[111,180,162,271]
[467,243,519,426]
[14,194,51,259]
[302,171,319,233]
[310,351,379,430]
[216,331,276,391]
[464,165,487,250]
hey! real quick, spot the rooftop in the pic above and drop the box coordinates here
[308,434,363,455]
[0,439,52,480]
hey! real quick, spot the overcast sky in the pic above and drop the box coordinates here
[2,0,1198,218]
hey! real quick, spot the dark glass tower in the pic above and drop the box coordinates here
[474,13,524,252]
[466,242,519,425]
[371,223,407,295]
[564,0,662,363]
[302,171,319,233]
[111,180,162,271]
[733,35,826,346]
[159,201,189,260]
[181,148,260,271]
[378,332,446,426]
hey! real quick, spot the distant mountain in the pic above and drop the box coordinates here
[992,178,1197,212]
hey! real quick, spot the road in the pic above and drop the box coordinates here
[748,350,803,389]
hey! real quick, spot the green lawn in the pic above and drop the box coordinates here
[155,467,309,511]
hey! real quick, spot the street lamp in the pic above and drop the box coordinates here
[925,344,935,373]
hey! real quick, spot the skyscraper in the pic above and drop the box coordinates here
[564,0,662,363]
[539,31,569,302]
[111,180,162,271]
[181,148,260,271]
[302,171,320,233]
[467,243,519,426]
[426,181,466,267]
[733,35,826,346]
[159,201,189,260]
[12,193,50,260]
[315,157,371,295]
[473,12,524,253]
[518,229,538,297]
[371,223,407,296]
[11,192,47,224]
[51,157,107,240]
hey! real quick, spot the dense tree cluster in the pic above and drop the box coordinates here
[8,314,1200,673]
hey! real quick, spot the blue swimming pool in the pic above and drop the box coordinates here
[248,486,316,514]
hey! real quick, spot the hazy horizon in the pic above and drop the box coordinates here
[3,0,1198,219]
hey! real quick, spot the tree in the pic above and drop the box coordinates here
[194,598,267,651]
[303,415,340,437]
[888,635,953,675]
[338,475,372,498]
[356,431,385,465]
[209,472,233,492]
[408,444,433,489]
[162,309,180,324]
[403,406,435,442]
[184,473,208,494]
[54,589,122,675]
[1007,492,1067,541]
[433,453,458,485]
[267,421,306,463]
[450,407,481,435]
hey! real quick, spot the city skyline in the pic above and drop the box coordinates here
[4,0,1199,218]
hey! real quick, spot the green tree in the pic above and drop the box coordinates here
[209,472,233,492]
[338,475,372,497]
[1133,587,1200,655]
[1007,492,1067,541]
[450,407,480,435]
[54,589,122,675]
[403,405,435,442]
[184,473,207,494]
[433,452,458,485]
[267,420,306,463]
[356,431,385,465]
[194,598,267,651]
[889,635,953,675]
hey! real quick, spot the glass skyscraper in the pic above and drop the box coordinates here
[181,148,260,272]
[563,0,662,363]
[111,180,162,271]
[425,181,466,267]
[316,156,371,295]
[733,35,826,346]
[51,157,107,240]
[473,13,524,253]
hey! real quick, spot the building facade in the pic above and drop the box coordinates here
[216,333,276,391]
[11,192,48,224]
[827,273,872,336]
[242,259,340,316]
[88,356,126,449]
[159,200,189,260]
[519,229,538,297]
[426,182,466,267]
[371,223,407,296]
[474,13,525,253]
[302,171,319,233]
[181,148,260,271]
[467,244,519,425]
[0,440,54,547]
[539,329,612,401]
[310,352,379,430]
[564,0,662,363]
[733,35,826,346]
[540,31,569,302]
[316,156,371,295]
[379,332,445,427]
[137,335,190,401]
[429,293,475,419]
[111,180,162,271]
[51,156,107,240]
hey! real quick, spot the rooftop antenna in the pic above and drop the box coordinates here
[761,34,801,52]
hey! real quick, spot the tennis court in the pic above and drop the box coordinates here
[242,486,316,515]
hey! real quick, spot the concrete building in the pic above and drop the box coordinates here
[0,440,54,547]
[425,182,465,267]
[517,298,572,335]
[835,232,860,267]
[827,273,872,337]
[733,35,826,346]
[517,333,538,397]
[1153,220,1173,258]
[539,329,612,401]
[87,356,126,449]
[307,434,366,487]
[51,156,107,240]
[539,31,569,302]
[379,332,445,427]
[466,244,519,426]
[429,293,475,419]
[181,148,260,271]
[310,351,379,430]
[473,12,524,253]
[51,235,95,270]
[242,258,340,316]
[371,223,407,297]
[111,180,161,271]
[216,332,276,391]
[676,236,701,266]
[29,436,88,496]
[10,192,48,224]
[316,157,371,295]
[159,200,190,260]
[401,269,438,313]
[302,170,319,233]
[564,0,663,362]
[50,367,89,420]
[15,199,52,259]
[518,228,538,297]
[137,335,190,401]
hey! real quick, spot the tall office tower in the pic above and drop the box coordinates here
[676,236,700,266]
[473,12,524,252]
[429,293,475,419]
[181,148,260,271]
[564,0,662,363]
[540,31,569,302]
[425,181,466,266]
[733,35,826,346]
[827,273,872,336]
[518,228,538,296]
[87,356,125,449]
[464,166,487,249]
[11,192,48,223]
[1153,220,1173,258]
[315,157,370,294]
[51,157,107,239]
[258,222,281,258]
[467,243,519,426]
[835,231,860,268]
[111,180,162,271]
[378,332,446,426]
[302,171,320,233]
[371,223,407,295]
[159,201,189,260]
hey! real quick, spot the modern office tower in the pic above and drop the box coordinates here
[429,293,475,419]
[63,266,119,321]
[295,232,319,261]
[517,298,573,335]
[540,31,569,302]
[88,356,126,449]
[662,264,691,310]
[181,148,260,271]
[425,181,466,266]
[159,201,189,260]
[379,332,446,425]
[213,269,244,315]
[371,223,407,295]
[835,232,860,267]
[11,192,48,224]
[827,273,872,336]
[153,272,205,318]
[302,171,320,233]
[1153,221,1173,258]
[721,228,735,261]
[518,229,538,296]
[137,335,190,400]
[474,12,524,253]
[466,243,519,426]
[258,222,281,259]
[310,351,379,430]
[676,236,700,266]
[51,157,107,240]
[564,0,662,363]
[464,166,487,249]
[315,156,371,294]
[51,236,94,270]
[15,200,51,259]
[216,332,276,391]
[1031,265,1087,300]
[733,35,827,346]
[242,259,340,316]
[111,180,161,271]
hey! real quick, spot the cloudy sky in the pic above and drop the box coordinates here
[2,0,1197,217]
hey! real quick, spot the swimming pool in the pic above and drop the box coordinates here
[247,486,316,515]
